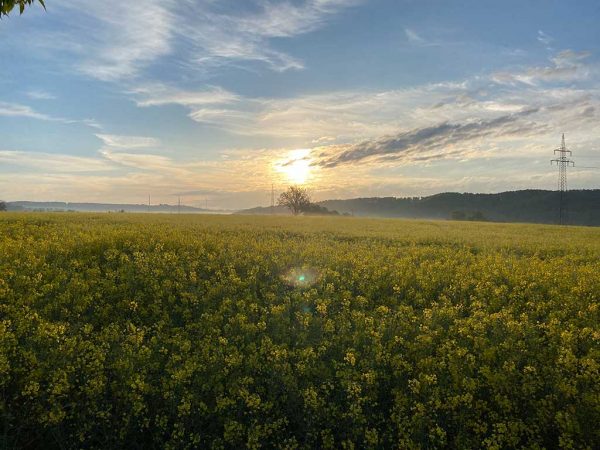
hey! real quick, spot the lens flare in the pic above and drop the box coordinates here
[282,266,319,288]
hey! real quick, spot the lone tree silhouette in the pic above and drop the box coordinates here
[0,201,6,212]
[278,186,311,215]
[1,0,44,17]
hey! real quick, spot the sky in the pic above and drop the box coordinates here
[0,0,599,209]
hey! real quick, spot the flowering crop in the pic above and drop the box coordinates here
[0,213,598,449]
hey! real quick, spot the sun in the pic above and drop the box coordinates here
[275,149,313,184]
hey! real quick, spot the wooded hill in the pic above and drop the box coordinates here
[318,190,600,226]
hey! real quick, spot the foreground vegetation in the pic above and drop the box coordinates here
[0,213,598,449]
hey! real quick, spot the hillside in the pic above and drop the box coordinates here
[319,190,600,225]
[241,190,600,226]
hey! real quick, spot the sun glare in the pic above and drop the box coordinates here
[275,149,313,184]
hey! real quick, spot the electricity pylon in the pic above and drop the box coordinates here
[551,134,575,225]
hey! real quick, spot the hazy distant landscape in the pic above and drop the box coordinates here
[6,189,600,226]
[6,200,221,214]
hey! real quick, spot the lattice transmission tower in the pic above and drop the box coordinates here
[551,133,575,225]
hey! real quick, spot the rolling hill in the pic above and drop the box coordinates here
[240,189,600,226]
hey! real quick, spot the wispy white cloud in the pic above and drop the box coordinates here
[537,30,553,46]
[176,0,360,72]
[96,134,160,149]
[99,148,181,173]
[130,84,239,108]
[405,28,425,44]
[0,150,113,173]
[491,49,594,86]
[26,90,56,100]
[551,49,591,68]
[0,101,103,130]
[0,101,52,120]
[133,82,472,139]
[34,0,358,81]
[238,0,361,38]
[58,0,174,81]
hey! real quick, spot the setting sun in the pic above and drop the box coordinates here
[275,149,313,184]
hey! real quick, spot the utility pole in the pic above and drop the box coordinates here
[148,194,151,213]
[551,133,575,225]
[271,183,275,214]
[178,195,181,214]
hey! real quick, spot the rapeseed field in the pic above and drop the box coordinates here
[0,213,598,449]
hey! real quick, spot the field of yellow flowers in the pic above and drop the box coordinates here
[0,213,599,449]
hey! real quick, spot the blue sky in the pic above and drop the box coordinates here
[0,0,599,209]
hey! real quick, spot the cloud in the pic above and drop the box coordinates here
[238,0,361,38]
[131,49,597,147]
[551,49,591,67]
[136,82,473,139]
[0,101,103,130]
[40,0,359,81]
[26,90,56,100]
[58,0,174,81]
[491,49,593,86]
[99,149,178,172]
[96,134,160,149]
[130,84,239,108]
[537,30,553,46]
[405,28,425,44]
[0,102,52,120]
[95,133,180,175]
[315,108,544,168]
[175,0,360,72]
[0,150,113,173]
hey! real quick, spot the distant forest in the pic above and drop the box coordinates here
[318,190,600,226]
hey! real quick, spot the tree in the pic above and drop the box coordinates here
[0,201,6,212]
[1,0,45,17]
[278,186,311,216]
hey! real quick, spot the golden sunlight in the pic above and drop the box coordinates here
[275,149,313,184]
